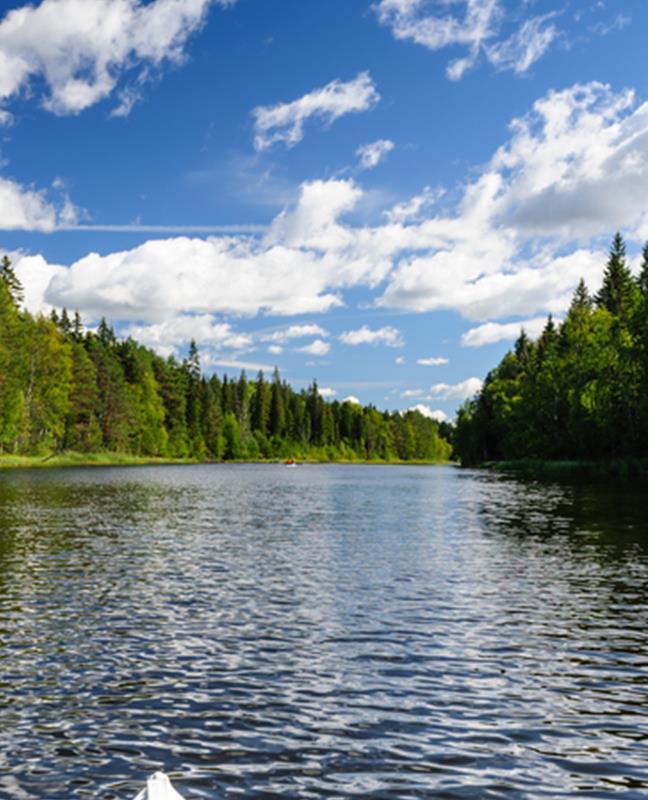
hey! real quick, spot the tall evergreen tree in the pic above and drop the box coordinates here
[637,241,648,297]
[0,256,24,306]
[595,233,638,319]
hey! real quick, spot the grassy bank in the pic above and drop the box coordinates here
[482,458,648,478]
[0,452,198,469]
[0,451,452,470]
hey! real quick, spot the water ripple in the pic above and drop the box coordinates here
[0,464,646,798]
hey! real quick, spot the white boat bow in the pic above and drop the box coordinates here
[133,772,186,800]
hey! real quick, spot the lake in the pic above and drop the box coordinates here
[0,464,646,799]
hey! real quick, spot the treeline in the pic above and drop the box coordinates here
[0,257,450,462]
[455,234,648,465]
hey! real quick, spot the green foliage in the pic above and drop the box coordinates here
[0,256,24,306]
[454,234,648,465]
[595,232,639,320]
[0,265,450,462]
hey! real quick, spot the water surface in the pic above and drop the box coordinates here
[0,464,646,798]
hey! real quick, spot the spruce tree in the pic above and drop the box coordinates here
[72,311,83,342]
[0,256,24,307]
[514,329,532,369]
[637,241,648,297]
[59,308,71,335]
[572,278,592,311]
[595,233,638,318]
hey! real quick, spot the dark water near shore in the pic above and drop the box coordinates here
[0,464,646,799]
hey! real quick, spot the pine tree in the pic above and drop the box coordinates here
[72,311,84,342]
[97,317,116,346]
[536,315,558,363]
[184,339,204,455]
[0,256,24,306]
[595,233,638,318]
[251,370,270,436]
[637,241,648,297]
[572,278,592,311]
[64,342,102,452]
[514,329,532,369]
[269,367,285,438]
[59,308,71,335]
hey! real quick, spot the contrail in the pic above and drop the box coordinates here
[57,224,267,234]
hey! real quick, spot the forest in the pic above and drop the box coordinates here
[454,234,648,466]
[0,257,451,463]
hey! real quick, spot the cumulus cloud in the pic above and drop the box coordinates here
[493,82,648,240]
[407,404,448,422]
[0,0,226,117]
[267,344,283,355]
[0,176,70,230]
[123,314,252,358]
[342,395,361,405]
[204,356,275,373]
[461,316,549,347]
[339,325,404,347]
[261,324,329,343]
[356,139,395,170]
[297,339,330,356]
[417,356,448,366]
[428,378,483,401]
[14,253,68,313]
[373,0,558,80]
[252,72,380,151]
[385,185,444,224]
[15,82,647,333]
[318,386,336,398]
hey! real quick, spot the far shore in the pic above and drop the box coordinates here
[481,457,648,478]
[0,452,454,470]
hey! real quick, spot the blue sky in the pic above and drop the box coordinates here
[2,0,648,420]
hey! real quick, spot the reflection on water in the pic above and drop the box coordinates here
[0,464,646,799]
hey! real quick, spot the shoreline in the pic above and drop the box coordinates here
[0,452,453,470]
[480,457,648,478]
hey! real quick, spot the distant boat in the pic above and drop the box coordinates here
[133,772,185,800]
[285,458,297,468]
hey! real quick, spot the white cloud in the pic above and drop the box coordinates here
[252,72,380,151]
[342,395,361,405]
[401,388,423,398]
[318,386,336,398]
[0,0,225,117]
[385,185,444,224]
[262,324,329,343]
[203,356,275,374]
[407,404,448,422]
[377,81,648,320]
[395,355,406,365]
[493,82,648,240]
[417,356,448,366]
[0,173,80,231]
[339,325,404,347]
[373,0,558,80]
[461,316,550,347]
[486,14,558,75]
[297,339,330,356]
[14,253,67,313]
[267,344,283,355]
[123,314,252,358]
[428,378,483,400]
[0,177,59,230]
[356,139,394,170]
[15,82,648,334]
